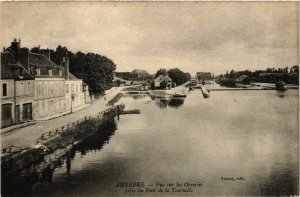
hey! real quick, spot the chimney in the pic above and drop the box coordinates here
[63,52,69,80]
[11,38,21,60]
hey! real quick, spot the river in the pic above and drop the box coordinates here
[32,87,298,196]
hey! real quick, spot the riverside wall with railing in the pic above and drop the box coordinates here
[1,104,125,195]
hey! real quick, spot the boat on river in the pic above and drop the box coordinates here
[276,80,287,91]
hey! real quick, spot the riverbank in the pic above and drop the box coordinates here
[1,107,122,196]
[1,87,126,150]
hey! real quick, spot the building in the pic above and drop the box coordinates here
[1,51,35,128]
[290,65,299,74]
[196,72,212,80]
[115,69,153,81]
[1,39,90,123]
[63,56,87,112]
[114,72,138,81]
[29,52,66,120]
[131,69,152,81]
[154,75,173,89]
[235,75,250,84]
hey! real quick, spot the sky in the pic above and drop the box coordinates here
[1,2,298,75]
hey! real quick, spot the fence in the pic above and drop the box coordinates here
[2,104,124,155]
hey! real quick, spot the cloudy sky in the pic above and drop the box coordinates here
[1,2,298,75]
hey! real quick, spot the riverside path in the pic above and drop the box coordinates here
[1,87,126,150]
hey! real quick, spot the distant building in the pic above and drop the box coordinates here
[115,69,153,81]
[235,75,250,84]
[114,72,138,81]
[131,69,152,81]
[290,65,299,73]
[196,72,212,80]
[258,73,287,77]
[154,75,173,89]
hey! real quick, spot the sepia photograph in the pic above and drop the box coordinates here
[0,1,299,196]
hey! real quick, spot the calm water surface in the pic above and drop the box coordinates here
[32,87,299,196]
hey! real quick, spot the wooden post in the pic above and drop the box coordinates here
[117,105,120,120]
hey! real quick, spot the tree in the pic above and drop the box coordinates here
[225,70,229,78]
[185,72,191,81]
[30,45,117,95]
[167,68,189,85]
[30,45,41,53]
[51,45,70,65]
[229,69,235,79]
[155,68,167,78]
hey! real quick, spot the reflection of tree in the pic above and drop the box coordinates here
[131,95,147,100]
[2,118,117,196]
[66,150,71,177]
[155,99,168,109]
[168,98,185,108]
[154,98,185,109]
[276,91,287,98]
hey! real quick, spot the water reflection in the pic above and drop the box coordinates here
[7,89,299,196]
[123,94,148,100]
[259,167,298,196]
[276,90,287,98]
[168,98,185,108]
[1,118,117,197]
[154,98,185,109]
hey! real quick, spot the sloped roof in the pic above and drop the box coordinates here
[68,72,80,80]
[235,75,249,82]
[29,53,60,69]
[276,80,286,86]
[1,52,34,80]
[155,75,172,82]
[131,69,151,78]
[132,69,149,74]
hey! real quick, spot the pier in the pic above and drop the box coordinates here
[207,88,274,91]
[200,85,210,98]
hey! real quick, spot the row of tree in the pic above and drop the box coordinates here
[221,66,299,80]
[219,66,299,84]
[155,68,191,85]
[31,45,117,96]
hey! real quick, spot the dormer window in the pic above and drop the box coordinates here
[59,69,63,76]
[36,68,41,76]
[49,69,53,76]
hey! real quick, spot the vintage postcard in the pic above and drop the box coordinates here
[0,1,299,196]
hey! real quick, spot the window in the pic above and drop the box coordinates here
[19,83,23,96]
[38,84,42,95]
[2,84,7,96]
[51,84,54,95]
[27,82,30,95]
[66,84,69,93]
[76,84,78,92]
[71,84,74,93]
[45,83,48,95]
[36,68,41,76]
